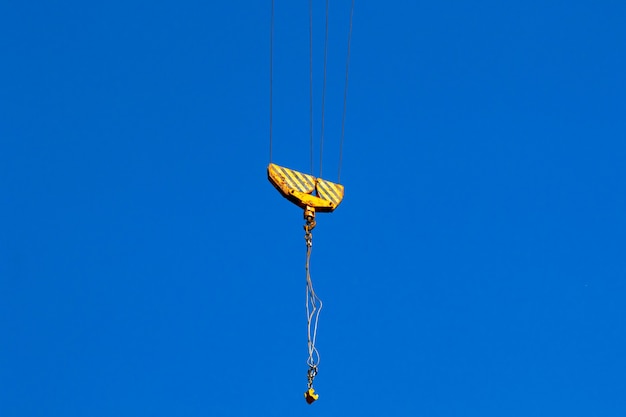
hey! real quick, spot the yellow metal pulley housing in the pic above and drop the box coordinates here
[267,163,344,214]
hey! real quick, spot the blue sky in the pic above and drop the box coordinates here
[2,1,625,415]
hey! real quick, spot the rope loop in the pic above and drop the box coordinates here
[304,210,322,378]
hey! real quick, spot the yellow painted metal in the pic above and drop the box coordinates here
[267,163,344,212]
[304,388,319,404]
[316,178,344,207]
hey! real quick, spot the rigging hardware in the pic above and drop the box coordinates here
[268,0,354,403]
[267,163,344,403]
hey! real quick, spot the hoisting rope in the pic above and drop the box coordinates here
[270,0,354,182]
[304,210,322,389]
[318,0,330,178]
[269,0,274,163]
[338,0,355,183]
[308,0,314,175]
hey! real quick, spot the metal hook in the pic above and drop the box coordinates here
[304,365,319,403]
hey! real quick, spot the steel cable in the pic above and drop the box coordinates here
[338,0,354,182]
[269,0,274,163]
[305,243,322,368]
[309,0,314,175]
[319,0,329,178]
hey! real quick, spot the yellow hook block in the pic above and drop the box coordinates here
[267,163,344,212]
[304,388,319,404]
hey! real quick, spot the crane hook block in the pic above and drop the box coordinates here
[267,163,344,212]
[304,388,319,404]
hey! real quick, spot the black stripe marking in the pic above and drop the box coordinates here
[277,166,299,190]
[317,180,341,203]
[279,166,308,192]
[301,173,315,189]
[294,171,314,192]
[316,181,332,201]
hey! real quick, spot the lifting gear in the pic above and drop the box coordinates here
[267,163,344,212]
[267,163,344,403]
[304,366,319,403]
[268,0,355,403]
[304,388,319,404]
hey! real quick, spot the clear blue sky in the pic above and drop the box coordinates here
[2,1,625,415]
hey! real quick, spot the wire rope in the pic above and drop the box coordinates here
[269,0,275,163]
[305,240,322,368]
[338,0,354,182]
[318,0,330,178]
[308,0,314,175]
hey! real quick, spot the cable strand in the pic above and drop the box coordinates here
[309,0,314,175]
[305,220,322,370]
[319,0,329,178]
[269,0,274,163]
[338,0,354,182]
[305,244,323,368]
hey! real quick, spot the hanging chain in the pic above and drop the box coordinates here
[307,366,318,389]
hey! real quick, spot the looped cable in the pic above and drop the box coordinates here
[304,210,322,378]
